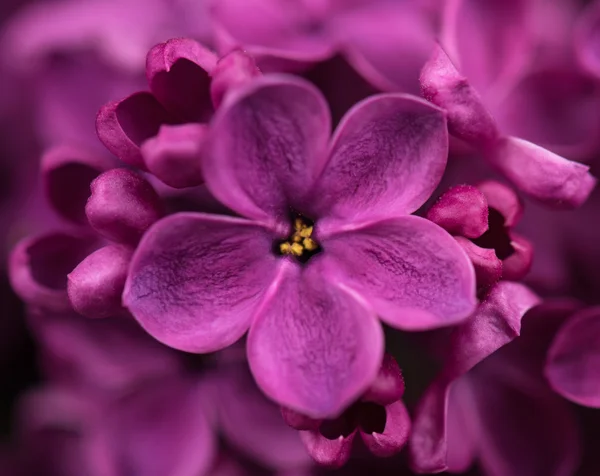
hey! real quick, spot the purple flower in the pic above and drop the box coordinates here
[123,74,477,418]
[95,38,259,189]
[210,0,435,93]
[427,181,533,293]
[409,287,582,476]
[546,306,600,408]
[421,1,598,207]
[281,354,410,468]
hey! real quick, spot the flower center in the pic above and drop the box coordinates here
[276,215,321,262]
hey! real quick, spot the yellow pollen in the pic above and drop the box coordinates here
[279,216,319,258]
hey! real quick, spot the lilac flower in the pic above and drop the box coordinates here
[281,354,410,468]
[7,145,165,316]
[209,0,435,93]
[427,181,533,293]
[421,0,598,207]
[95,38,259,188]
[410,288,582,476]
[546,306,600,408]
[123,74,477,418]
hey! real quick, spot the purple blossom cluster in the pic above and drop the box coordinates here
[1,0,600,475]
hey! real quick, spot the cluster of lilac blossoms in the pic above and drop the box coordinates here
[4,0,600,475]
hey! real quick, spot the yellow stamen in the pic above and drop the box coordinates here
[298,225,313,238]
[303,238,318,251]
[290,242,304,256]
[279,242,292,254]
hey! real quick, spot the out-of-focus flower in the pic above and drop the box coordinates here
[546,306,600,408]
[420,45,597,208]
[410,291,582,476]
[210,0,435,93]
[427,181,533,293]
[123,74,477,418]
[282,354,410,468]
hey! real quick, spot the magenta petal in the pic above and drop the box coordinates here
[204,75,330,222]
[248,260,384,418]
[9,233,99,311]
[472,373,581,476]
[322,216,476,331]
[299,430,355,468]
[281,407,322,431]
[334,2,433,93]
[216,367,311,470]
[124,213,279,353]
[487,136,596,208]
[493,66,600,158]
[362,353,405,406]
[427,185,489,239]
[477,180,522,227]
[28,309,181,392]
[455,237,502,291]
[314,95,448,225]
[211,0,334,62]
[576,0,600,78]
[442,0,531,94]
[96,92,175,169]
[141,124,206,189]
[67,245,132,319]
[86,168,163,245]
[41,145,116,225]
[410,379,464,473]
[210,49,262,109]
[546,307,600,407]
[502,233,533,281]
[420,45,499,147]
[146,38,217,122]
[409,282,540,473]
[93,378,216,476]
[445,281,539,377]
[360,400,411,458]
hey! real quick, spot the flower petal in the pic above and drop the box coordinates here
[361,353,405,406]
[204,75,331,223]
[9,233,99,312]
[248,260,384,418]
[92,378,216,476]
[299,430,355,468]
[360,400,411,458]
[576,0,600,78]
[486,136,596,208]
[67,245,132,319]
[321,216,476,331]
[427,185,489,239]
[85,168,163,245]
[216,366,311,470]
[141,124,206,189]
[41,145,116,225]
[441,0,532,94]
[472,371,581,476]
[146,38,217,122]
[313,94,448,226]
[455,237,502,292]
[420,45,499,147]
[444,281,540,378]
[210,49,262,109]
[28,309,181,392]
[96,92,175,169]
[493,65,600,159]
[333,2,433,93]
[211,0,334,63]
[546,307,600,407]
[409,281,540,473]
[477,180,522,227]
[124,213,279,353]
